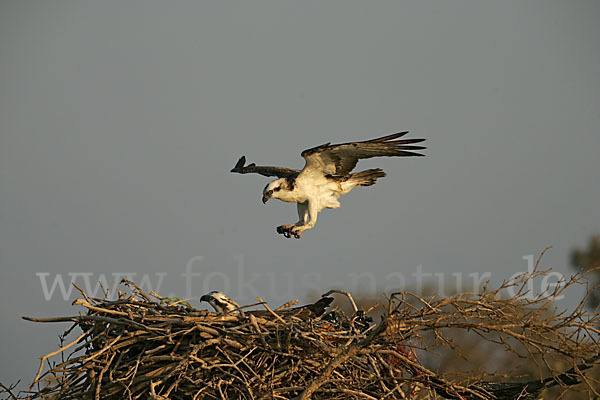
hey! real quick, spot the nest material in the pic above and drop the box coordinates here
[15,259,600,400]
[22,283,419,400]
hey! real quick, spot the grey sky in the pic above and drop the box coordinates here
[1,0,599,388]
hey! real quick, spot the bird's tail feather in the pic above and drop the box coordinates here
[349,169,386,186]
[306,297,334,317]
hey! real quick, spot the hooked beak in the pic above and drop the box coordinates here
[262,190,272,204]
[200,295,211,303]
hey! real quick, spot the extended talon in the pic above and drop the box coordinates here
[276,224,303,239]
[277,225,295,238]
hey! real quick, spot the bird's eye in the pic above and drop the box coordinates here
[267,190,273,195]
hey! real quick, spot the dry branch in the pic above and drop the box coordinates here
[4,261,600,399]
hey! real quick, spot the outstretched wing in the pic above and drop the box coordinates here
[300,132,425,176]
[230,156,300,178]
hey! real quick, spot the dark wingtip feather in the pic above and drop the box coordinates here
[231,156,246,172]
[393,149,426,157]
[392,138,426,145]
[370,131,409,142]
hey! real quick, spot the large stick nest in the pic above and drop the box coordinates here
[10,255,600,399]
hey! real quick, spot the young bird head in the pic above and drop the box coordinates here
[262,178,292,204]
[200,291,237,314]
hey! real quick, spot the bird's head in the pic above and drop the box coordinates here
[262,178,290,204]
[200,291,237,314]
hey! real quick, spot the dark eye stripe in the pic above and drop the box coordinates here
[274,187,281,192]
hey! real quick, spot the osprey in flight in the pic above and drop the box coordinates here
[231,132,426,238]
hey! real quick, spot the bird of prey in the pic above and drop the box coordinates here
[323,309,374,334]
[230,132,426,238]
[199,291,240,315]
[200,291,334,319]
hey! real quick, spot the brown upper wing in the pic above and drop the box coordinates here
[300,132,426,176]
[230,156,299,178]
